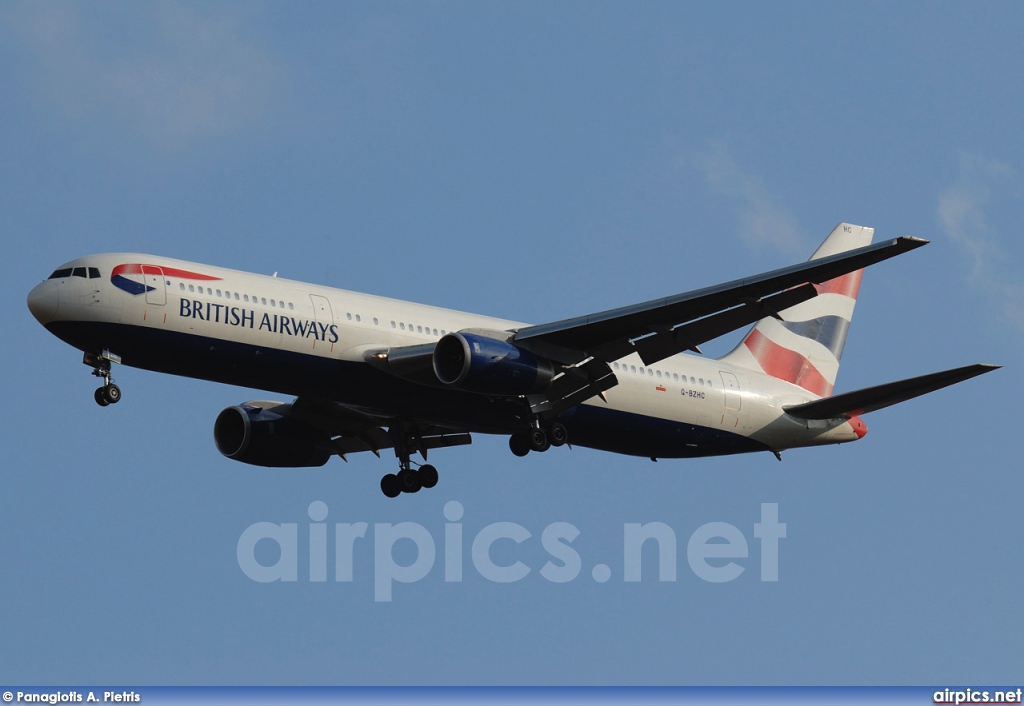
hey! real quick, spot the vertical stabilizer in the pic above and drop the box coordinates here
[718,223,874,397]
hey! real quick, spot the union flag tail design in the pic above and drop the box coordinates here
[718,223,874,397]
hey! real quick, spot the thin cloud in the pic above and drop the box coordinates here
[690,140,806,256]
[7,1,287,148]
[937,153,1024,334]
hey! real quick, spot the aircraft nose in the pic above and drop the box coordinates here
[27,280,60,325]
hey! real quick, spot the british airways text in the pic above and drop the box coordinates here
[179,299,340,343]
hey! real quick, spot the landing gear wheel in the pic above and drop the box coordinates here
[419,464,439,489]
[380,473,401,498]
[94,388,110,407]
[549,422,568,447]
[509,432,531,457]
[529,428,550,453]
[104,384,121,404]
[398,468,422,494]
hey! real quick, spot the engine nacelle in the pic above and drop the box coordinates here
[214,404,332,468]
[433,331,555,395]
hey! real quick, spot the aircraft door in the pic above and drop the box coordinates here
[142,265,166,306]
[309,294,334,349]
[310,294,333,323]
[720,371,741,411]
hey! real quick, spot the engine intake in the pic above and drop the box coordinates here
[214,404,331,468]
[433,331,555,396]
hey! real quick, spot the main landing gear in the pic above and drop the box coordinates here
[379,426,440,498]
[509,421,568,457]
[84,351,122,407]
[380,463,438,498]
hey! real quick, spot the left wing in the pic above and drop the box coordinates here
[513,236,927,366]
[368,235,927,419]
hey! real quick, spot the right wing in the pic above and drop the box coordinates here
[284,397,471,461]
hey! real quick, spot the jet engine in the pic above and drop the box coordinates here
[432,331,555,396]
[214,404,332,468]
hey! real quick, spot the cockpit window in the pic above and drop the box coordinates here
[88,267,100,279]
[48,268,73,279]
[72,267,87,278]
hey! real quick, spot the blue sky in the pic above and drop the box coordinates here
[2,1,1022,686]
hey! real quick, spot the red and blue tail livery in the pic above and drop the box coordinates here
[27,224,999,497]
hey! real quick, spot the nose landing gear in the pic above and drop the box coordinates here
[84,350,122,406]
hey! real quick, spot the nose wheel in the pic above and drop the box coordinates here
[84,350,123,406]
[94,383,121,407]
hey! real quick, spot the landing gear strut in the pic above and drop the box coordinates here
[509,421,568,457]
[380,426,440,498]
[85,351,122,406]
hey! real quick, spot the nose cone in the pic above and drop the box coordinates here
[27,281,59,325]
[849,415,868,439]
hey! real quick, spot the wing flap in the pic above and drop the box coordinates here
[783,363,1000,420]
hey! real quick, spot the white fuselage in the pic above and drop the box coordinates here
[28,253,865,461]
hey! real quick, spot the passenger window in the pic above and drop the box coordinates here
[373,318,379,325]
[72,267,87,278]
[648,369,654,376]
[243,294,249,302]
[673,373,679,381]
[237,293,242,301]
[179,283,185,290]
[417,325,422,333]
[613,362,619,370]
[400,323,406,330]
[88,267,100,279]
[656,370,662,378]
[699,378,704,386]
[356,315,361,322]
[630,365,636,373]
[639,367,645,375]
[690,377,696,384]
[347,313,352,320]
[288,302,293,309]
[261,298,267,305]
[391,321,396,328]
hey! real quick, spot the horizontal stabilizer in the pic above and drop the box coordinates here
[784,363,1000,420]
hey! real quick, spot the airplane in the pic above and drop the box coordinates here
[26,223,998,498]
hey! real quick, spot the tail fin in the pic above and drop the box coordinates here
[718,223,874,397]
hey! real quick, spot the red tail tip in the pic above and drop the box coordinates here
[850,416,868,439]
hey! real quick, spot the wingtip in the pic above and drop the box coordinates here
[896,235,930,248]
